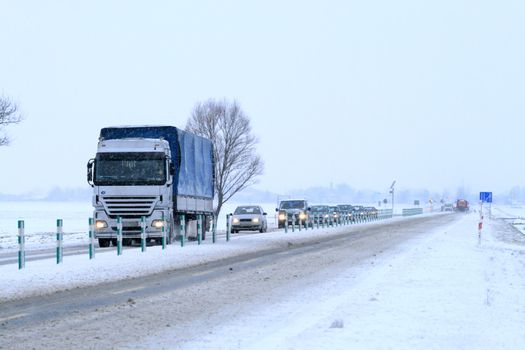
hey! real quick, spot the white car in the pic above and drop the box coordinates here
[231,205,268,233]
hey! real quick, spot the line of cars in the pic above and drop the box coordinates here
[229,199,380,233]
[276,200,379,228]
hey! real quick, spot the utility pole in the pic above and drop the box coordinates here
[389,180,396,214]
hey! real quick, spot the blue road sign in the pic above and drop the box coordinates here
[480,192,493,203]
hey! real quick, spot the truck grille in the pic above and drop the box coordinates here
[101,196,157,218]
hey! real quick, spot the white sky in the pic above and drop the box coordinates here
[0,0,524,195]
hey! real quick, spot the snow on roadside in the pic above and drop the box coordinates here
[0,215,432,303]
[174,213,525,350]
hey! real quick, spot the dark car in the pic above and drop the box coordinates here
[337,204,354,222]
[310,205,331,225]
[363,206,378,219]
[329,206,341,224]
[276,199,309,228]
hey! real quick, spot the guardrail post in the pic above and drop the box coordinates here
[180,214,185,247]
[212,214,217,244]
[197,214,202,245]
[141,216,146,252]
[88,218,95,259]
[161,213,166,250]
[117,216,123,255]
[18,220,25,270]
[226,214,230,241]
[56,219,63,264]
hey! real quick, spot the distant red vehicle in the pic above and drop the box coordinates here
[455,199,469,212]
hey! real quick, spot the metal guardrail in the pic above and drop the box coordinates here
[402,208,423,216]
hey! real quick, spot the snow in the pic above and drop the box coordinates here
[142,209,525,349]
[2,206,524,349]
[0,214,415,302]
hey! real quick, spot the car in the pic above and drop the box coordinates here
[352,205,369,221]
[309,205,331,225]
[329,206,341,224]
[337,204,354,221]
[230,205,268,233]
[363,206,378,219]
[441,203,454,211]
[276,199,310,228]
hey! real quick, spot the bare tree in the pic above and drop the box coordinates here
[0,96,22,146]
[186,99,264,218]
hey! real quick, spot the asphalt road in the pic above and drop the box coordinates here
[0,213,458,349]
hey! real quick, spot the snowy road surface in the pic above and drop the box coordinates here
[1,212,524,349]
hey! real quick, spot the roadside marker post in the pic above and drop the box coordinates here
[88,218,95,259]
[18,220,25,270]
[316,215,319,229]
[212,215,217,244]
[291,215,295,232]
[117,216,123,255]
[284,215,288,233]
[56,219,63,264]
[226,214,231,241]
[197,215,202,245]
[161,213,166,250]
[140,216,146,252]
[180,214,186,247]
[298,215,302,231]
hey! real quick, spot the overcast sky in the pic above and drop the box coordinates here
[0,0,524,196]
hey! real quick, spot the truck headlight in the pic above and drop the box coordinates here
[252,217,259,223]
[152,219,164,228]
[299,212,306,220]
[232,218,240,224]
[95,220,108,229]
[278,214,286,221]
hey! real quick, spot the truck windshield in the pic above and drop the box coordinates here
[94,152,167,186]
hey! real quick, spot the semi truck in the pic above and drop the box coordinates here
[87,125,214,247]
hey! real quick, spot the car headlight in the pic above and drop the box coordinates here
[278,214,286,220]
[232,217,240,224]
[152,219,164,228]
[299,212,306,220]
[252,217,259,223]
[95,220,108,229]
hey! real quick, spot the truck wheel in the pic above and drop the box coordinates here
[98,238,110,248]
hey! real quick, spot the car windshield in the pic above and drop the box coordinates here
[234,206,261,215]
[311,206,327,213]
[280,201,305,209]
[94,152,167,186]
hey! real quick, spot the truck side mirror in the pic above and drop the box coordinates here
[169,162,175,175]
[87,159,95,187]
[263,212,267,216]
[275,208,278,212]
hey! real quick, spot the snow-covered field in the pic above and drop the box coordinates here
[492,205,525,235]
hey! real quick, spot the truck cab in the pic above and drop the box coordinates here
[88,138,175,247]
